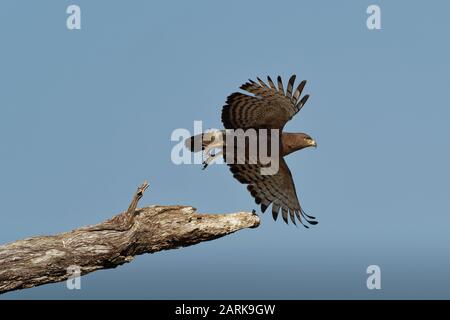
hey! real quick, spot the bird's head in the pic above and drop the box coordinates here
[301,133,317,149]
[281,132,317,156]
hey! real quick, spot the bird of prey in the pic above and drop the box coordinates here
[186,75,317,227]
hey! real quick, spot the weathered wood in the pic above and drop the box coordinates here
[0,182,260,294]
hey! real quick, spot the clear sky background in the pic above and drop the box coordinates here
[1,1,449,299]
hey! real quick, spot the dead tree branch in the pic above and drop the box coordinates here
[0,181,260,294]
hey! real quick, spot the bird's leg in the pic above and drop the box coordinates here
[202,149,223,170]
[201,132,224,170]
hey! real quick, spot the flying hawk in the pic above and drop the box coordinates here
[186,75,318,227]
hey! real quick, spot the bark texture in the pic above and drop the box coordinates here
[0,181,260,294]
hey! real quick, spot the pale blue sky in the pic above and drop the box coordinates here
[1,1,449,299]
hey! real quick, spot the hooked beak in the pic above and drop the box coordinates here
[310,139,317,148]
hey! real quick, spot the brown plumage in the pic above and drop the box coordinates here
[188,75,317,227]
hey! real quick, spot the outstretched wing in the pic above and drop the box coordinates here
[228,158,317,227]
[221,75,309,130]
